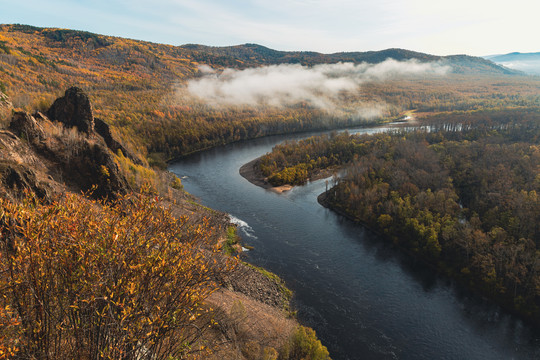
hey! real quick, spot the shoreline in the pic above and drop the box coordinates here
[239,157,272,189]
[317,192,540,328]
[239,157,340,193]
[239,157,294,193]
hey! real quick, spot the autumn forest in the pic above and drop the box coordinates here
[0,23,539,359]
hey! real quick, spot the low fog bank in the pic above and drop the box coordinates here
[496,60,540,75]
[183,59,450,120]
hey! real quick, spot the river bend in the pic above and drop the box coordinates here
[169,127,540,360]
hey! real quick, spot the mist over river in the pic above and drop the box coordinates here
[169,127,540,360]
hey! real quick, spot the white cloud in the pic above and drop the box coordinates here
[184,59,449,118]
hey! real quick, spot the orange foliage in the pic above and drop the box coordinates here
[0,190,235,359]
[1,24,539,161]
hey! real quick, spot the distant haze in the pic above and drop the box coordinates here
[185,60,450,118]
[485,53,540,75]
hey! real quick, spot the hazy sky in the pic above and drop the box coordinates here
[1,0,538,56]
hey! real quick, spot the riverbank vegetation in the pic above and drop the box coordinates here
[258,109,540,323]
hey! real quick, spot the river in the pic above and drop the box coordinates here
[169,127,540,360]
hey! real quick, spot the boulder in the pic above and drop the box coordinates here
[8,111,45,143]
[47,87,94,133]
[0,160,50,200]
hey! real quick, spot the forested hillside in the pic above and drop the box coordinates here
[182,43,516,74]
[1,24,538,165]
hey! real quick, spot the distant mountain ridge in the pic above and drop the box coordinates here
[484,52,540,75]
[182,43,518,75]
[0,24,519,76]
[485,52,540,62]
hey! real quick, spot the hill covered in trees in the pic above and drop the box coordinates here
[182,43,517,74]
[1,24,538,165]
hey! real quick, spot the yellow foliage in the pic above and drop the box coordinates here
[115,149,158,191]
[281,326,331,360]
[0,191,235,359]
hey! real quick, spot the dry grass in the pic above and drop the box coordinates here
[204,289,296,360]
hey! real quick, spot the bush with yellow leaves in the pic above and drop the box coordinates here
[0,190,235,359]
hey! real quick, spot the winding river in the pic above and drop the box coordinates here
[169,127,540,360]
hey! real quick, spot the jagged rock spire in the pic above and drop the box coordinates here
[47,87,94,133]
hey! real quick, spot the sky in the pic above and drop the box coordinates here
[1,0,538,56]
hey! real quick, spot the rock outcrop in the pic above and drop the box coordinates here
[46,87,141,164]
[47,86,94,133]
[2,88,132,200]
[8,111,45,144]
[0,161,50,200]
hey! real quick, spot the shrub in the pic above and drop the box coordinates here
[115,149,158,191]
[223,226,240,255]
[170,175,183,190]
[0,191,234,359]
[280,326,331,360]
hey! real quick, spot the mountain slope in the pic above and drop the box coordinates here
[182,43,517,74]
[0,24,517,81]
[1,24,538,163]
